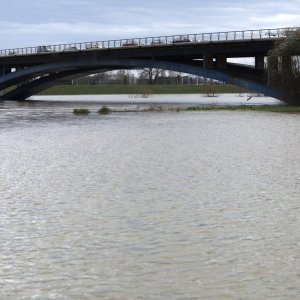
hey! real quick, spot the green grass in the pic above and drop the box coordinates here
[40,84,249,95]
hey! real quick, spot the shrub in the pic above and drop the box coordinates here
[98,105,111,115]
[73,108,90,115]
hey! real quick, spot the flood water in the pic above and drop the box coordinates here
[0,97,299,299]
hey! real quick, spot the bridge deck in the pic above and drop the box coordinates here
[0,27,296,58]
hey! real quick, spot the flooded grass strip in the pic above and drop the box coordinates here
[72,104,300,115]
[181,105,300,112]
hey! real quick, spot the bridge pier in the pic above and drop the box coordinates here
[216,55,227,69]
[255,55,265,70]
[0,65,5,76]
[267,56,279,86]
[0,66,4,95]
[203,55,214,69]
[0,65,13,76]
[281,55,292,83]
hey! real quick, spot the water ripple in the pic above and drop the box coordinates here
[0,102,300,299]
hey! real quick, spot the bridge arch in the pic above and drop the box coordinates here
[0,58,280,100]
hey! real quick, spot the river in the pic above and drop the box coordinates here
[0,96,299,299]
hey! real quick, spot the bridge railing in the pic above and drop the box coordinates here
[0,27,297,57]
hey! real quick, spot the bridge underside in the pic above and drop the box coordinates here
[0,57,280,101]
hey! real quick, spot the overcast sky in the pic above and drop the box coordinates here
[1,0,299,49]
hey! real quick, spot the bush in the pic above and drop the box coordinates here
[73,108,90,115]
[98,105,111,115]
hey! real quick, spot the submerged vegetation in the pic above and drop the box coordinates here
[73,104,300,115]
[97,105,111,115]
[73,108,90,115]
[72,106,112,115]
[181,105,300,112]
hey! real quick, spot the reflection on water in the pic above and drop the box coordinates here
[0,99,299,299]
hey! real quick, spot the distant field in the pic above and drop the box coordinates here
[40,84,250,95]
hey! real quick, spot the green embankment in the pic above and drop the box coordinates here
[40,84,249,95]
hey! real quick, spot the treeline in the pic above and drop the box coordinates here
[70,69,222,86]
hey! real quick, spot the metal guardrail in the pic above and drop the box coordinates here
[0,27,297,57]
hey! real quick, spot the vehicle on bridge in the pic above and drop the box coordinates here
[63,46,78,52]
[150,38,165,45]
[265,33,277,37]
[86,42,99,49]
[8,50,17,55]
[122,39,139,47]
[173,36,192,43]
[37,46,53,53]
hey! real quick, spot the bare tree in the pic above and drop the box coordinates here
[92,72,110,85]
[138,68,165,84]
[268,29,300,104]
[116,70,129,85]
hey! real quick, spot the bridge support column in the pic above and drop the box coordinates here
[255,56,265,71]
[281,55,292,83]
[203,55,214,69]
[0,65,5,76]
[0,65,12,75]
[216,55,227,69]
[267,56,279,87]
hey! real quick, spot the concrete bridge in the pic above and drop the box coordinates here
[0,27,297,101]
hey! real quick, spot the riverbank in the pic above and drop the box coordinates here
[40,84,249,95]
[66,104,300,114]
[180,105,300,112]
